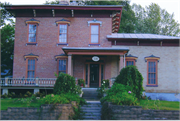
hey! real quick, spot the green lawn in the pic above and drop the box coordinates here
[1,98,42,110]
[140,100,180,110]
[1,98,180,111]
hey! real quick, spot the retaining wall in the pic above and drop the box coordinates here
[1,102,76,120]
[101,102,180,120]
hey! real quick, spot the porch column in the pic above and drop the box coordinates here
[2,88,8,95]
[34,88,39,94]
[68,55,72,75]
[119,55,124,72]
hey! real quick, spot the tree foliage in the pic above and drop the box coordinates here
[132,3,180,36]
[1,24,15,77]
[1,2,15,77]
[1,2,14,26]
[115,66,143,99]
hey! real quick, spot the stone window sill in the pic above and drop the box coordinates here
[26,43,37,46]
[146,85,158,87]
[57,43,68,46]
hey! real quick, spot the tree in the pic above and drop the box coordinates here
[1,24,15,77]
[1,2,15,77]
[1,2,14,26]
[132,3,180,36]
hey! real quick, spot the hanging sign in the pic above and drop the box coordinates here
[92,56,100,62]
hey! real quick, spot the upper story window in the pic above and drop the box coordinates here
[91,25,99,44]
[28,24,37,42]
[88,19,102,45]
[145,55,160,87]
[59,24,67,43]
[125,54,137,66]
[55,19,70,45]
[25,18,40,45]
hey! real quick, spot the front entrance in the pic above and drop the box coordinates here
[90,64,99,87]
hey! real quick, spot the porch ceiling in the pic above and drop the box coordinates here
[62,47,129,55]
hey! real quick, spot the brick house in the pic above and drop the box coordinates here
[2,3,180,101]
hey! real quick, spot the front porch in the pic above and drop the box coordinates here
[0,77,116,95]
[62,47,129,88]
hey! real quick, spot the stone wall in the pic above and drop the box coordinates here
[101,102,180,120]
[1,103,76,120]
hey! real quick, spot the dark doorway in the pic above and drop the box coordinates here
[90,64,99,87]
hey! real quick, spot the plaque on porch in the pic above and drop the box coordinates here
[92,56,100,62]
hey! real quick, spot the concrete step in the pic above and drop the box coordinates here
[80,101,101,120]
[82,116,101,120]
[82,97,100,100]
[81,109,101,113]
[81,112,101,116]
[81,107,102,110]
[81,105,102,108]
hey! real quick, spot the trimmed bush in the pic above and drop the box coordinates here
[115,65,143,99]
[101,83,139,106]
[53,73,81,95]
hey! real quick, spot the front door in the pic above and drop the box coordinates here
[90,64,99,87]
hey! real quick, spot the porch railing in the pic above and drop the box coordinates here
[0,78,56,87]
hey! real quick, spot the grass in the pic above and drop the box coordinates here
[139,99,180,110]
[1,98,179,111]
[1,98,42,110]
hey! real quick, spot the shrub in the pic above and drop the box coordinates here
[7,92,17,98]
[97,79,110,98]
[53,73,81,95]
[115,65,143,99]
[1,93,8,98]
[78,79,85,87]
[100,83,139,106]
[102,79,109,88]
[39,93,86,105]
[40,94,70,104]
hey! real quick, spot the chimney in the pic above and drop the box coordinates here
[59,0,70,5]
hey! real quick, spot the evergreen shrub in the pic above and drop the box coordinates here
[100,83,139,106]
[53,73,82,95]
[115,65,143,99]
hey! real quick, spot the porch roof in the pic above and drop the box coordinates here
[107,33,180,40]
[62,47,129,55]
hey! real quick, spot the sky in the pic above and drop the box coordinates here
[1,0,180,24]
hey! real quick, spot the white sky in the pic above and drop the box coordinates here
[1,0,180,24]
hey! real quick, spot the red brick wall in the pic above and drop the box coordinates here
[13,17,112,78]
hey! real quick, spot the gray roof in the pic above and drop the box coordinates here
[107,33,180,40]
[62,47,129,51]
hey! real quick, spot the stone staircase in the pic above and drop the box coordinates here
[80,88,102,120]
[82,88,100,101]
[81,101,101,120]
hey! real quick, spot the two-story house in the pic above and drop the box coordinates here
[2,2,180,101]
